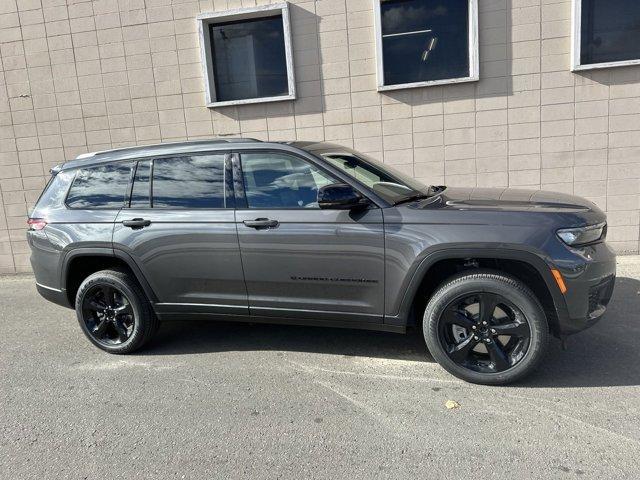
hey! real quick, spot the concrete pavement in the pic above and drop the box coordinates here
[1,258,640,479]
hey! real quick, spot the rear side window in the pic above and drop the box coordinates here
[152,155,225,208]
[66,163,133,209]
[31,170,75,216]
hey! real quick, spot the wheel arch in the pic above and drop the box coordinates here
[61,248,158,307]
[394,246,568,337]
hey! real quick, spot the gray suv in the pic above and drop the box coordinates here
[27,139,616,385]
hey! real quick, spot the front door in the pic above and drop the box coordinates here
[234,151,385,324]
[113,153,248,316]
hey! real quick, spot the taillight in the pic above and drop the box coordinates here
[27,218,47,231]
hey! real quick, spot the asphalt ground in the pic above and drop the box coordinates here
[1,258,640,479]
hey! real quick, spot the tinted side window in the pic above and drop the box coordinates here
[33,170,75,214]
[130,160,151,208]
[66,163,133,209]
[241,153,336,209]
[152,155,226,209]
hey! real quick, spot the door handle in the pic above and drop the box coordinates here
[243,218,279,229]
[122,218,151,229]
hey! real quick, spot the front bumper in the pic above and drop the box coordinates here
[35,282,71,308]
[555,241,616,335]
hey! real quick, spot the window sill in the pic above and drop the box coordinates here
[377,75,479,92]
[572,58,640,72]
[206,93,296,108]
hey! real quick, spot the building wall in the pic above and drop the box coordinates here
[1,0,640,273]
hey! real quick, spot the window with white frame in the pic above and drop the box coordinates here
[572,0,640,70]
[373,0,479,91]
[197,3,295,107]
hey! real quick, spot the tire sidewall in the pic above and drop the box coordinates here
[75,272,145,353]
[424,273,548,385]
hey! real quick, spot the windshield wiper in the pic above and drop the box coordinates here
[393,186,445,206]
[393,193,432,206]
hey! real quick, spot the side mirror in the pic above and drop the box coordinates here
[318,183,370,210]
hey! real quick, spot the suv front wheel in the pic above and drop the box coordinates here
[423,271,548,385]
[75,269,159,354]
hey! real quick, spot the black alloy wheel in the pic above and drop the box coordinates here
[423,271,548,385]
[75,269,159,354]
[439,292,531,373]
[81,284,135,346]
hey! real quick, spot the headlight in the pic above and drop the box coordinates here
[557,223,606,247]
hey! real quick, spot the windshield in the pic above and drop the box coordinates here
[313,147,431,204]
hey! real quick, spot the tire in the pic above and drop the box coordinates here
[75,269,159,354]
[423,270,548,385]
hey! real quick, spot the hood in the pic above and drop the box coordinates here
[430,187,598,213]
[397,187,607,228]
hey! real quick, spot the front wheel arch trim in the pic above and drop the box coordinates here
[393,246,569,332]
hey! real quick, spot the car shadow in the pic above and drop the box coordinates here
[143,277,640,388]
[148,320,432,362]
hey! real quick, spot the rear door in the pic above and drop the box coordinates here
[113,152,248,315]
[233,150,385,324]
[32,162,133,290]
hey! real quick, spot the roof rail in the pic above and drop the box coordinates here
[74,137,263,160]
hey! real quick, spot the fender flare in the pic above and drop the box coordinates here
[60,247,159,304]
[391,244,569,330]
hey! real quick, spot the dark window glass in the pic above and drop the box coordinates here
[152,155,225,209]
[381,0,470,85]
[241,153,336,209]
[210,16,289,102]
[34,170,74,212]
[580,0,640,65]
[66,163,132,209]
[130,160,151,208]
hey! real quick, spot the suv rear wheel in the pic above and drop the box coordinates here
[75,269,159,354]
[423,271,548,385]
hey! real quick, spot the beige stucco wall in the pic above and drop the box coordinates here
[1,0,639,273]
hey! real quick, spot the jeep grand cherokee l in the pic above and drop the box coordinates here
[27,139,616,385]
